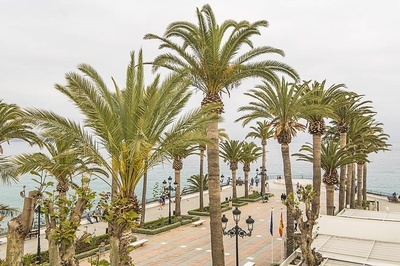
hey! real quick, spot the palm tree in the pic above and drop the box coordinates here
[165,142,203,217]
[294,140,359,215]
[220,140,243,199]
[0,204,18,233]
[50,50,214,265]
[145,5,299,264]
[0,100,41,185]
[240,141,262,198]
[12,128,104,265]
[197,126,228,211]
[182,174,209,194]
[330,92,374,211]
[299,80,346,216]
[236,78,306,256]
[246,120,274,195]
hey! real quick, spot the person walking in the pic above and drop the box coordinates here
[158,195,164,210]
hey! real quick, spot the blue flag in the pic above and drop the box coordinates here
[270,209,273,236]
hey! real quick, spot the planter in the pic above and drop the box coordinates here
[132,215,200,235]
[187,205,232,216]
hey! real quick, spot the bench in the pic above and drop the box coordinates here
[27,229,39,239]
[243,262,255,266]
[192,219,205,227]
[130,239,148,248]
[387,196,399,203]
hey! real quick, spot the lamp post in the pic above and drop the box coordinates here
[257,166,268,194]
[163,176,177,224]
[221,207,255,266]
[36,204,41,264]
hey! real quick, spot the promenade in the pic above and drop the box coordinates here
[1,178,400,265]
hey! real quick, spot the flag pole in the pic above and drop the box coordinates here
[281,207,284,262]
[270,206,274,263]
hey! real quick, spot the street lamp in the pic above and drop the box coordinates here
[221,207,255,266]
[35,204,42,264]
[257,166,268,194]
[163,176,178,224]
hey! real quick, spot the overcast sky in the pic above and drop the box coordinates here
[1,0,399,146]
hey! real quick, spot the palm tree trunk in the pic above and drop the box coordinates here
[312,134,322,217]
[207,120,225,266]
[6,191,37,265]
[281,143,294,256]
[175,169,182,217]
[346,164,351,207]
[338,132,347,211]
[357,163,363,208]
[244,171,249,198]
[350,163,356,209]
[232,170,237,199]
[261,142,266,195]
[326,184,335,215]
[362,163,367,202]
[199,148,205,211]
[140,170,148,227]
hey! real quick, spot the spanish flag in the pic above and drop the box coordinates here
[278,210,284,237]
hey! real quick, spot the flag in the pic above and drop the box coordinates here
[269,208,273,236]
[279,210,284,237]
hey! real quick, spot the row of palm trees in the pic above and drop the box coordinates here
[0,4,390,266]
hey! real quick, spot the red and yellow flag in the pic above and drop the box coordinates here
[278,211,284,237]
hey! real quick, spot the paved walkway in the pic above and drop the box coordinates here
[1,179,400,265]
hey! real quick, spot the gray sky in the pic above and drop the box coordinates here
[1,0,399,145]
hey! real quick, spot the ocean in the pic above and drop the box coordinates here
[1,140,399,231]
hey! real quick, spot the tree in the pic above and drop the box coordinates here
[294,140,358,215]
[12,128,103,265]
[220,140,243,199]
[165,139,205,217]
[182,174,209,194]
[237,78,306,256]
[246,120,274,195]
[239,141,262,198]
[145,5,299,264]
[286,185,323,265]
[330,93,374,211]
[299,80,346,216]
[51,50,214,265]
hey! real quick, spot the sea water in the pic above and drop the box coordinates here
[1,140,399,230]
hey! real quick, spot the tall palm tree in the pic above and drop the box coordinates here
[236,78,306,256]
[220,140,243,199]
[0,100,41,184]
[197,126,228,211]
[239,141,262,198]
[246,120,274,195]
[50,50,214,265]
[165,139,205,217]
[330,92,374,211]
[299,80,346,216]
[0,100,41,154]
[361,120,390,202]
[294,140,360,215]
[145,5,299,264]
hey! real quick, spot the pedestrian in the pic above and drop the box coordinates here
[85,210,93,224]
[251,177,254,186]
[294,219,298,231]
[255,177,259,187]
[158,195,163,210]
